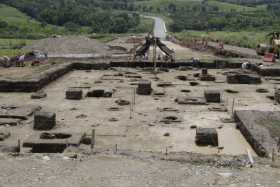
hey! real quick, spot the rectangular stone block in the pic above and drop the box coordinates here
[66,88,83,100]
[34,112,56,130]
[227,73,261,84]
[23,132,82,153]
[137,80,152,95]
[204,90,221,103]
[87,89,104,97]
[195,128,218,146]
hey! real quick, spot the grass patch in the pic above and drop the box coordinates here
[0,4,66,39]
[0,38,34,57]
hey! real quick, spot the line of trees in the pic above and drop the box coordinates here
[2,0,141,33]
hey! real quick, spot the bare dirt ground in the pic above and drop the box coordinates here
[0,66,280,186]
[163,41,216,60]
[0,153,279,187]
[23,36,110,56]
[0,68,263,155]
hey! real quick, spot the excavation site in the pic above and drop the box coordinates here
[0,15,280,186]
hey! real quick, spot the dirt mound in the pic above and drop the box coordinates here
[23,36,110,55]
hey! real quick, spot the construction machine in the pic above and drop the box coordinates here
[256,32,280,62]
[134,34,175,62]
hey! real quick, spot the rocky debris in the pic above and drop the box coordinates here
[163,132,170,137]
[157,82,173,87]
[31,90,47,99]
[225,89,239,94]
[125,74,142,79]
[189,82,199,86]
[256,88,269,93]
[76,114,87,119]
[153,89,165,97]
[193,73,200,77]
[107,106,121,111]
[109,117,119,122]
[176,75,188,81]
[190,125,197,129]
[220,118,235,123]
[115,99,130,106]
[0,105,41,120]
[196,128,218,147]
[0,130,11,141]
[34,111,56,130]
[208,106,228,112]
[175,97,207,105]
[66,88,83,100]
[137,80,152,95]
[160,116,182,124]
[266,95,275,100]
[0,118,22,126]
[178,66,193,71]
[227,73,261,84]
[158,107,179,112]
[204,90,221,103]
[181,89,191,93]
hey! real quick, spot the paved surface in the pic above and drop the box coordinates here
[143,16,167,39]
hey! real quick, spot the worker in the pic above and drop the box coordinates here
[218,40,224,51]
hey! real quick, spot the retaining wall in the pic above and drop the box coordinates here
[0,61,242,92]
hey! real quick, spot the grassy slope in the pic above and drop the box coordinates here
[207,0,266,12]
[0,4,64,36]
[174,31,267,48]
[0,4,68,56]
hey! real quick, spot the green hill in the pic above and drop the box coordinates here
[0,4,66,39]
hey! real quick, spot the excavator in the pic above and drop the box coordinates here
[256,32,280,62]
[134,34,175,62]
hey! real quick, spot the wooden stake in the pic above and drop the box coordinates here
[17,139,21,153]
[231,98,235,117]
[272,148,275,163]
[91,129,95,152]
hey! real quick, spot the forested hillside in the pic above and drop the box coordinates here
[1,0,280,38]
[1,0,142,34]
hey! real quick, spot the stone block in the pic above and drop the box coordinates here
[23,132,82,153]
[202,68,208,75]
[34,112,56,130]
[227,73,261,84]
[137,80,152,95]
[200,74,216,81]
[204,90,221,103]
[195,128,218,146]
[86,89,104,97]
[31,90,47,99]
[66,88,83,100]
